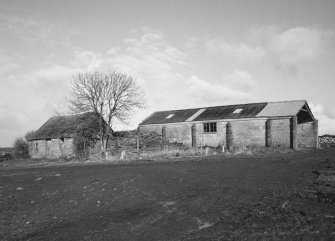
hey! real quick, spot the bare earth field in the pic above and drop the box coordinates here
[1,149,335,241]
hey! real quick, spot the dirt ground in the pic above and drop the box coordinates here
[1,149,335,241]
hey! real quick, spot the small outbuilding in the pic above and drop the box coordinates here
[138,100,318,150]
[28,112,101,158]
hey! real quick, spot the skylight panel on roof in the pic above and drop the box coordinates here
[186,108,206,122]
[233,108,243,114]
[166,114,174,119]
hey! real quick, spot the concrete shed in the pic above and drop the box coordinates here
[138,100,318,150]
[28,112,101,158]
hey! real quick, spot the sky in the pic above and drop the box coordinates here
[1,0,335,146]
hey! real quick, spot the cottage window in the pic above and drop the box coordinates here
[203,122,217,133]
[35,142,38,150]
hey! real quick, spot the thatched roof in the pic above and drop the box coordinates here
[28,112,101,141]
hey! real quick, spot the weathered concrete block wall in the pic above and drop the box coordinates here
[195,121,226,148]
[29,138,74,158]
[140,119,267,149]
[165,123,193,146]
[271,118,290,147]
[139,118,306,150]
[297,121,317,148]
[230,119,266,147]
[140,122,226,148]
[139,124,193,146]
[139,125,163,136]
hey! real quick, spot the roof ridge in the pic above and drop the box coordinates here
[50,111,94,119]
[267,100,306,104]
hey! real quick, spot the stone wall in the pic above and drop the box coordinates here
[297,121,318,148]
[29,138,74,158]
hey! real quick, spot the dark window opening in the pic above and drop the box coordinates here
[204,122,217,133]
[297,105,314,124]
[35,142,38,150]
[60,138,64,142]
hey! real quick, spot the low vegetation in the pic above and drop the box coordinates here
[11,130,35,159]
[12,137,29,158]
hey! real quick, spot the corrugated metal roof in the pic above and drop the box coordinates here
[139,100,310,125]
[256,100,306,117]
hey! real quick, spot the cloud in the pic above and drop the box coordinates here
[224,70,258,93]
[264,26,334,75]
[0,26,259,145]
[0,50,21,75]
[68,27,260,128]
[270,27,333,62]
[0,54,86,146]
[310,103,335,135]
[207,26,334,76]
[0,15,77,48]
[185,70,258,107]
[0,27,188,143]
[206,38,266,61]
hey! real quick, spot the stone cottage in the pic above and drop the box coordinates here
[138,100,318,150]
[28,112,101,158]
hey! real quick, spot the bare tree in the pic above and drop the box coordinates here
[69,71,145,154]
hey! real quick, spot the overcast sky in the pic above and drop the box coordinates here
[1,0,335,146]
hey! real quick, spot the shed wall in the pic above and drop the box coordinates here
[139,123,193,146]
[196,121,226,148]
[139,117,317,150]
[140,119,268,148]
[271,118,291,147]
[297,121,317,148]
[230,119,266,147]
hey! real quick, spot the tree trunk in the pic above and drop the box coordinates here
[104,136,108,151]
